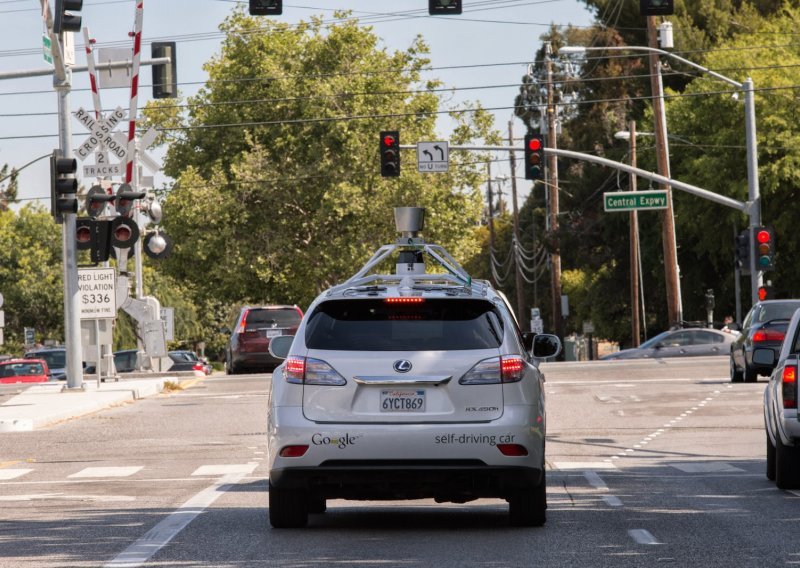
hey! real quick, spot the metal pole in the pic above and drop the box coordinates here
[629,121,641,347]
[743,78,762,303]
[487,162,496,286]
[545,44,563,339]
[734,225,742,323]
[647,16,683,327]
[508,121,526,327]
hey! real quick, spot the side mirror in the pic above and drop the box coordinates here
[268,335,294,360]
[752,348,776,367]
[532,334,561,359]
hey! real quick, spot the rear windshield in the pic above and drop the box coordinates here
[758,301,800,324]
[25,351,65,368]
[0,362,44,378]
[244,308,301,331]
[305,299,504,351]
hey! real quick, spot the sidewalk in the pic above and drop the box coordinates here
[0,374,203,432]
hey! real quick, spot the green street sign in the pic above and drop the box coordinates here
[43,34,53,65]
[603,190,669,212]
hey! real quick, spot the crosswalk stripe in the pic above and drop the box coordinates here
[69,467,144,478]
[0,469,33,480]
[191,464,258,476]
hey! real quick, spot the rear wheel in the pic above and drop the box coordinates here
[744,363,758,383]
[508,470,546,527]
[767,431,776,481]
[730,356,743,383]
[269,483,308,528]
[775,435,800,489]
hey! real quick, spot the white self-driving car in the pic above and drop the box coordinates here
[267,207,561,528]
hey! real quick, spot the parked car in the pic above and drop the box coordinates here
[731,299,800,382]
[265,208,562,528]
[0,359,50,384]
[600,328,734,360]
[168,350,211,375]
[225,305,303,374]
[763,306,800,488]
[23,348,66,381]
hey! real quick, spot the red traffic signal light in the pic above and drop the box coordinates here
[524,134,545,180]
[753,226,775,271]
[380,130,400,178]
[758,285,774,302]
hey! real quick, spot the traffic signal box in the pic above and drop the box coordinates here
[735,229,751,273]
[152,42,178,99]
[380,131,400,178]
[50,149,78,224]
[54,0,82,33]
[640,0,673,16]
[249,0,282,15]
[429,0,462,15]
[524,135,545,181]
[753,226,775,272]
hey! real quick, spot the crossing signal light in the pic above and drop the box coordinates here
[75,218,113,263]
[50,149,78,223]
[151,42,178,99]
[429,0,462,14]
[116,184,146,217]
[249,0,282,15]
[753,226,775,271]
[85,185,115,219]
[524,134,545,180]
[758,284,775,302]
[735,229,751,274]
[111,217,140,249]
[380,131,400,178]
[54,0,83,34]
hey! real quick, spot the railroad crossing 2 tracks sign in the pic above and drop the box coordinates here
[417,142,449,173]
[74,107,129,177]
[603,189,669,212]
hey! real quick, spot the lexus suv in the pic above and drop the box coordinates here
[266,208,561,528]
[225,305,303,374]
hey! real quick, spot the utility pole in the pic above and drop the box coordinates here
[487,162,496,285]
[647,16,683,326]
[628,121,641,347]
[545,44,563,339]
[508,121,526,327]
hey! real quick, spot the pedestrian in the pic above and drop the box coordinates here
[721,315,741,336]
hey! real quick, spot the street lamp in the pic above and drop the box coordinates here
[560,43,762,308]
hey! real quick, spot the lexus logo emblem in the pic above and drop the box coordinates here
[393,360,412,373]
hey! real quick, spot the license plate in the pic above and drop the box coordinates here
[380,389,426,412]
[265,330,281,338]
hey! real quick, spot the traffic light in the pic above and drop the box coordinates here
[380,131,400,178]
[54,0,83,34]
[116,183,146,217]
[758,284,775,302]
[249,0,282,15]
[85,185,115,219]
[640,0,673,16]
[151,42,178,99]
[429,0,462,15]
[753,226,775,272]
[735,229,751,273]
[524,134,545,180]
[50,149,78,224]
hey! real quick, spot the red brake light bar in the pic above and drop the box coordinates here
[385,297,424,304]
[753,329,785,342]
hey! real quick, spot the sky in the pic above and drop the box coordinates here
[0,0,596,211]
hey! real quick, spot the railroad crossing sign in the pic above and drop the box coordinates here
[137,127,162,173]
[603,190,669,212]
[74,106,129,164]
[417,142,449,173]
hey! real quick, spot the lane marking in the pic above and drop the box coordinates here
[583,471,607,489]
[629,529,660,545]
[191,463,258,476]
[669,462,744,473]
[553,462,617,471]
[69,466,143,478]
[0,493,135,502]
[602,495,623,507]
[105,469,253,567]
[0,469,32,480]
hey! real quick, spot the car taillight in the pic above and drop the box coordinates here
[460,356,526,385]
[385,297,424,304]
[753,329,785,342]
[283,356,345,386]
[192,362,204,372]
[238,309,249,333]
[783,365,797,410]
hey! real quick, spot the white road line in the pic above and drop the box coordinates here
[0,493,135,502]
[191,463,258,476]
[105,469,253,568]
[583,471,608,490]
[629,529,660,545]
[553,462,617,471]
[602,495,623,507]
[69,467,143,478]
[0,469,32,480]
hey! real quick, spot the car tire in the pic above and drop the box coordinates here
[508,470,546,527]
[269,483,308,528]
[767,431,777,481]
[307,496,327,514]
[744,363,758,383]
[775,435,800,490]
[730,356,743,383]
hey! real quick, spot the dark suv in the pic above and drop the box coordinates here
[225,306,303,374]
[24,348,66,381]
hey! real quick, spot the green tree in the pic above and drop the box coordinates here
[144,9,498,310]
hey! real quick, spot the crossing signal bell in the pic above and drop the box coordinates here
[754,226,775,271]
[429,0,462,14]
[380,131,400,178]
[524,135,545,180]
[50,149,78,224]
[249,0,282,15]
[54,0,83,33]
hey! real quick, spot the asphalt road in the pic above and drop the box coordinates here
[0,356,793,567]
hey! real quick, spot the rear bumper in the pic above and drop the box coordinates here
[232,351,282,368]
